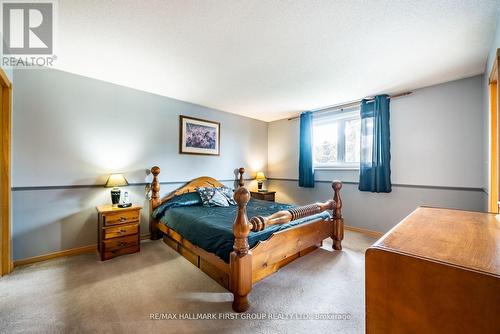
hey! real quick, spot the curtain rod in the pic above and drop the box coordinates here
[287,91,412,121]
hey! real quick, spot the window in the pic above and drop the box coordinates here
[313,109,361,169]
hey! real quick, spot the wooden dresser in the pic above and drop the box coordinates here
[97,205,142,261]
[366,207,500,333]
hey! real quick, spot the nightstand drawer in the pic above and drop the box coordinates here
[103,234,138,251]
[103,210,140,226]
[103,244,139,260]
[103,223,139,239]
[261,193,275,201]
[250,191,276,202]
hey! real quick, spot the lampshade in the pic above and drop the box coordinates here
[255,172,266,181]
[105,174,128,188]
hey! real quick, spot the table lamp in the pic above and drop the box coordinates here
[255,171,266,192]
[105,173,128,206]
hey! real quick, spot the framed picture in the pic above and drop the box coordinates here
[179,115,220,156]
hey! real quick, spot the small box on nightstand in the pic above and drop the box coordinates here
[96,204,142,261]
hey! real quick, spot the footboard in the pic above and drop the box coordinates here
[230,181,343,312]
[251,217,333,283]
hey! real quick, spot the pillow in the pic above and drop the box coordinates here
[196,187,230,207]
[217,186,236,205]
[152,192,202,219]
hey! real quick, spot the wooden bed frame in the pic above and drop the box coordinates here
[149,166,344,312]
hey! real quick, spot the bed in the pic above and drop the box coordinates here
[149,166,344,312]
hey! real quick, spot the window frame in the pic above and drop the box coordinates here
[312,109,361,170]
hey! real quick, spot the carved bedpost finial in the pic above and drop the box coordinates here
[238,167,245,187]
[332,180,344,250]
[151,166,161,208]
[233,187,251,254]
[151,166,161,176]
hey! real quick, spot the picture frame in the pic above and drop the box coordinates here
[179,115,220,156]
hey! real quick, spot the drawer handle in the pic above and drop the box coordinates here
[118,242,127,247]
[119,229,127,234]
[120,217,127,222]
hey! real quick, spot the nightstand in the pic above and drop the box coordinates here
[250,191,276,202]
[96,204,142,261]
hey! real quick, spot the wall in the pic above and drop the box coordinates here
[268,75,485,233]
[12,69,267,260]
[485,12,500,86]
[483,11,500,205]
[9,69,488,258]
[2,67,13,83]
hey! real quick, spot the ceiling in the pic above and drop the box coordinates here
[54,0,500,122]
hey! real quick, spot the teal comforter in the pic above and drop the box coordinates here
[156,196,331,263]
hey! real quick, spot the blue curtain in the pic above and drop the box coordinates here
[359,95,392,192]
[299,111,315,187]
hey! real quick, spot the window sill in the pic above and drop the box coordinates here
[314,167,360,171]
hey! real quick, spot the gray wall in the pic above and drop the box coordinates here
[483,11,500,204]
[485,11,500,86]
[12,69,267,260]
[10,69,488,258]
[267,75,486,233]
[2,67,13,83]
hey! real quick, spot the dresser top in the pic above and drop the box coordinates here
[96,204,142,213]
[372,207,500,277]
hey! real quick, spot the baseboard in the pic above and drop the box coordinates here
[345,225,384,239]
[14,233,152,267]
[13,244,97,267]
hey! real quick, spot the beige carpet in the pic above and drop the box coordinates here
[0,231,375,334]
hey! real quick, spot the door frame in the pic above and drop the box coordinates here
[489,49,500,213]
[0,67,12,276]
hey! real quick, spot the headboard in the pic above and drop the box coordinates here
[149,166,245,239]
[150,166,246,211]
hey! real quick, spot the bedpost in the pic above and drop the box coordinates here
[230,186,252,312]
[238,167,245,187]
[332,180,344,250]
[150,166,161,240]
[151,166,161,207]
